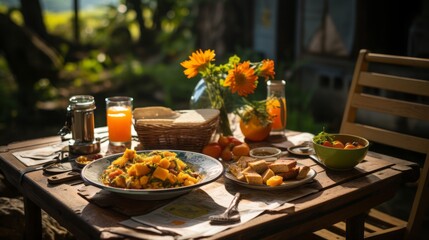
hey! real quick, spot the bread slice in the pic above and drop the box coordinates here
[236,156,258,169]
[133,106,177,119]
[269,159,297,173]
[296,166,311,180]
[248,160,269,174]
[241,166,255,174]
[244,172,263,185]
[262,168,275,184]
[228,164,241,177]
[135,109,219,126]
[277,167,299,180]
[173,109,219,125]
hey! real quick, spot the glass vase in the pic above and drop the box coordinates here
[190,79,234,136]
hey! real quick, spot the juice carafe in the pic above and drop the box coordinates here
[266,80,287,133]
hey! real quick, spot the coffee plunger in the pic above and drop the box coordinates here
[59,95,100,155]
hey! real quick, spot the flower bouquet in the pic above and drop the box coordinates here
[181,49,276,140]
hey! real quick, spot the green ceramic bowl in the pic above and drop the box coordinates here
[312,134,369,171]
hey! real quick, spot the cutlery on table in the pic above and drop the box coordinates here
[209,192,241,225]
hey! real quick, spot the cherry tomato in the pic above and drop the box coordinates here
[344,143,356,149]
[108,169,124,180]
[332,140,345,149]
[323,140,333,147]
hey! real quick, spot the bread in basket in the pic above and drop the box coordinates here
[133,107,219,152]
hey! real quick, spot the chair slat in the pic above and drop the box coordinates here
[364,223,384,233]
[368,209,407,227]
[341,122,428,154]
[365,53,429,68]
[350,93,429,121]
[364,226,406,240]
[333,222,347,232]
[313,229,345,240]
[359,72,429,97]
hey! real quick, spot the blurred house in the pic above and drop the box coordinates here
[253,0,429,135]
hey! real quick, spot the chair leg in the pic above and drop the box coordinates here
[346,213,366,240]
[406,158,429,240]
[23,196,42,240]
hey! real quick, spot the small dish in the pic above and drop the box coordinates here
[74,153,104,168]
[249,147,281,159]
[288,145,315,156]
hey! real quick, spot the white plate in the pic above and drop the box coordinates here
[224,165,316,190]
[81,150,224,200]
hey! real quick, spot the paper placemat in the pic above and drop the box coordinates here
[123,181,318,239]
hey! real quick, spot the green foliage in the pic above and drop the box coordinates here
[0,0,324,140]
[284,80,326,134]
[0,57,17,130]
[148,63,194,106]
[313,129,334,145]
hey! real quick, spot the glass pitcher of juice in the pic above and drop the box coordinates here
[266,80,287,133]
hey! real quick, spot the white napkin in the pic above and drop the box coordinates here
[287,132,314,146]
[13,142,69,166]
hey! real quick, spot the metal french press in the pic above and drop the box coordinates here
[58,95,100,155]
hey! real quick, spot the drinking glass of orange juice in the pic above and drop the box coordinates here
[105,96,133,147]
[266,80,287,134]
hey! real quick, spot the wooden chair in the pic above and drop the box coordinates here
[312,49,429,240]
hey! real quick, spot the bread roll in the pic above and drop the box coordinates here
[269,159,297,173]
[248,160,269,174]
[262,168,275,184]
[277,167,299,180]
[244,172,263,185]
[296,166,311,180]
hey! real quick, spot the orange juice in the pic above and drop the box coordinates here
[267,97,287,131]
[107,106,132,143]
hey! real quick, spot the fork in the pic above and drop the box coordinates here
[209,192,241,224]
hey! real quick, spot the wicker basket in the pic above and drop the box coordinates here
[134,109,219,152]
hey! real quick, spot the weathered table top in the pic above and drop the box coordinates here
[0,131,418,240]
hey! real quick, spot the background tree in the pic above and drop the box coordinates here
[20,0,48,42]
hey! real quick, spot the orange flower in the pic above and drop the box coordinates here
[259,59,275,80]
[224,61,257,97]
[180,49,215,78]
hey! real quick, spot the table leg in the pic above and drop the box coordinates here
[23,196,42,240]
[346,212,366,240]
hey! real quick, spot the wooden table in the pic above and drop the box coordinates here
[0,131,418,240]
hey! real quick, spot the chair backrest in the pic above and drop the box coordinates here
[340,49,429,239]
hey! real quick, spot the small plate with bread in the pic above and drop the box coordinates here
[224,156,316,190]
